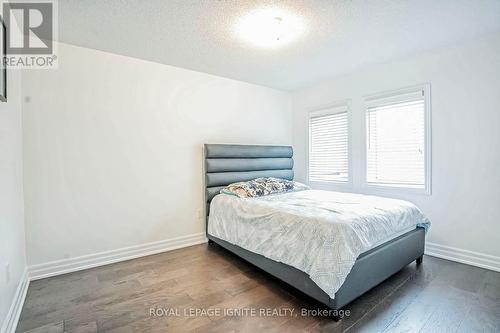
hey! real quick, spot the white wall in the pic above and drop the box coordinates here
[292,32,500,260]
[22,43,292,266]
[0,69,26,329]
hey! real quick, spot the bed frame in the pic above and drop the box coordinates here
[203,144,425,313]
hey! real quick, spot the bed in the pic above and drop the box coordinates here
[203,143,427,316]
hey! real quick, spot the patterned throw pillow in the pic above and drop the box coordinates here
[221,177,310,198]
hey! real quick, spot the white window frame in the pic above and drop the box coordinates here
[362,84,432,195]
[306,100,353,188]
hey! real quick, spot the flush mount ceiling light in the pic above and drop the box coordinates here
[234,7,306,48]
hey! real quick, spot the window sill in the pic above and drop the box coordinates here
[307,180,353,191]
[363,183,431,196]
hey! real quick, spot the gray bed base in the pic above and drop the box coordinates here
[204,144,425,312]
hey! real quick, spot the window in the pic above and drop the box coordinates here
[365,85,430,192]
[309,104,349,182]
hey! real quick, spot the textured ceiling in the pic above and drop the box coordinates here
[58,0,500,91]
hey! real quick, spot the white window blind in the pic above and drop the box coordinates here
[366,89,426,189]
[309,106,349,182]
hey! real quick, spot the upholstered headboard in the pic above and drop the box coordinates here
[203,144,294,228]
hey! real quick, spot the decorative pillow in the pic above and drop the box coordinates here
[221,177,310,198]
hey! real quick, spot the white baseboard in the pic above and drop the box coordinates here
[425,242,500,272]
[29,232,207,280]
[1,268,30,333]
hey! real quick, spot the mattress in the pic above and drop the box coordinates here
[367,225,416,251]
[208,189,429,299]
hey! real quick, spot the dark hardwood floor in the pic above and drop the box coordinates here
[17,243,500,332]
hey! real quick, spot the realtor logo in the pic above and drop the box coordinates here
[2,0,58,68]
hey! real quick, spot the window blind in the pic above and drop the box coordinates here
[366,91,425,188]
[309,106,349,182]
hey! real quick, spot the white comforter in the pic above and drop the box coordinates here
[208,190,429,298]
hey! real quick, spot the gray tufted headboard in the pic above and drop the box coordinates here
[203,144,294,230]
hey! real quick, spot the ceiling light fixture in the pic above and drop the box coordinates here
[234,7,305,49]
